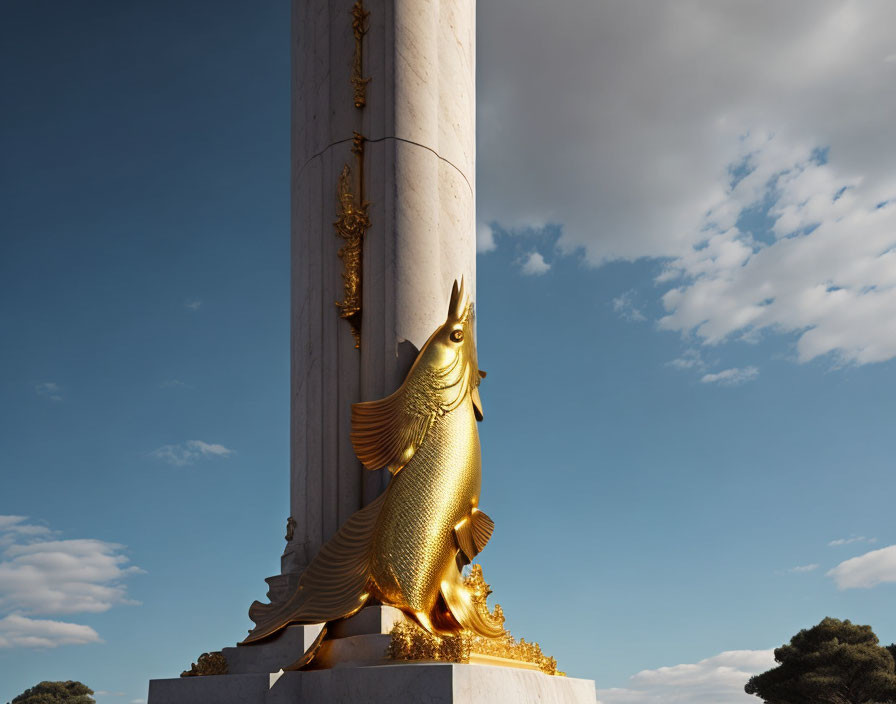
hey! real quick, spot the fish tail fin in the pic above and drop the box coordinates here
[438,564,505,639]
[240,493,386,644]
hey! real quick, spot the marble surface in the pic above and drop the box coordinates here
[149,663,597,704]
[328,605,408,639]
[221,623,324,674]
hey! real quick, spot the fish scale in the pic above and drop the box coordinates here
[370,401,481,615]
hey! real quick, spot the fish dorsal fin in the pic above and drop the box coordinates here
[351,371,439,474]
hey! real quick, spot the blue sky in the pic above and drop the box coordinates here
[3,2,896,703]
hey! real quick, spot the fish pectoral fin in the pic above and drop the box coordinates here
[351,383,436,473]
[454,517,477,564]
[454,509,495,563]
[471,508,494,554]
[240,492,386,645]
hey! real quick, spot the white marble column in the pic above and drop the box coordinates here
[281,0,476,583]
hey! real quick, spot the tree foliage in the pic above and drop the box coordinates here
[7,682,94,704]
[745,618,896,704]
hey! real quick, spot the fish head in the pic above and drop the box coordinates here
[413,278,484,420]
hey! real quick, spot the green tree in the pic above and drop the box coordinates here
[7,682,94,704]
[745,618,896,704]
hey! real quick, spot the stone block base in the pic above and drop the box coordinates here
[149,663,596,704]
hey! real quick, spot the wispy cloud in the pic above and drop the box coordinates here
[35,382,62,401]
[700,367,759,386]
[148,440,234,467]
[519,251,551,275]
[829,536,876,547]
[827,544,896,589]
[0,516,142,648]
[667,348,706,371]
[184,299,202,311]
[789,563,819,573]
[612,291,646,322]
[0,516,53,542]
[597,649,775,704]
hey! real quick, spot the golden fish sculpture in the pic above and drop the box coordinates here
[241,279,503,663]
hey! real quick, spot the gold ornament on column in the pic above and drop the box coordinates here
[334,132,369,348]
[350,1,371,109]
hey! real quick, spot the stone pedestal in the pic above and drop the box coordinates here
[153,606,595,703]
[149,663,597,704]
[224,606,406,674]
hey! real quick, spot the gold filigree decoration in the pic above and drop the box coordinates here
[180,651,228,677]
[350,1,371,108]
[387,566,564,676]
[334,132,369,349]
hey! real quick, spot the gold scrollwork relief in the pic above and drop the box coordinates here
[350,1,371,109]
[334,132,369,348]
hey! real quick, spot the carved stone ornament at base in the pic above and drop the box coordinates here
[387,566,563,677]
[180,651,228,677]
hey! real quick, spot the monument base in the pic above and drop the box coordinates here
[148,663,596,704]
[161,606,595,703]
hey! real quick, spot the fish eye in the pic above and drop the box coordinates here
[450,329,464,343]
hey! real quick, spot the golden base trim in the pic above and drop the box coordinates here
[387,566,564,676]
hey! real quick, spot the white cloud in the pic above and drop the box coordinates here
[827,544,896,589]
[0,614,101,649]
[160,379,190,389]
[657,142,896,366]
[0,538,143,615]
[597,649,775,704]
[612,291,646,322]
[700,367,759,386]
[477,222,496,253]
[35,382,62,401]
[478,1,896,366]
[520,251,551,275]
[829,536,876,547]
[130,699,147,704]
[0,516,141,649]
[789,563,819,573]
[184,299,202,311]
[148,440,234,466]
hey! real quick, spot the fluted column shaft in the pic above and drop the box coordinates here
[285,0,476,577]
